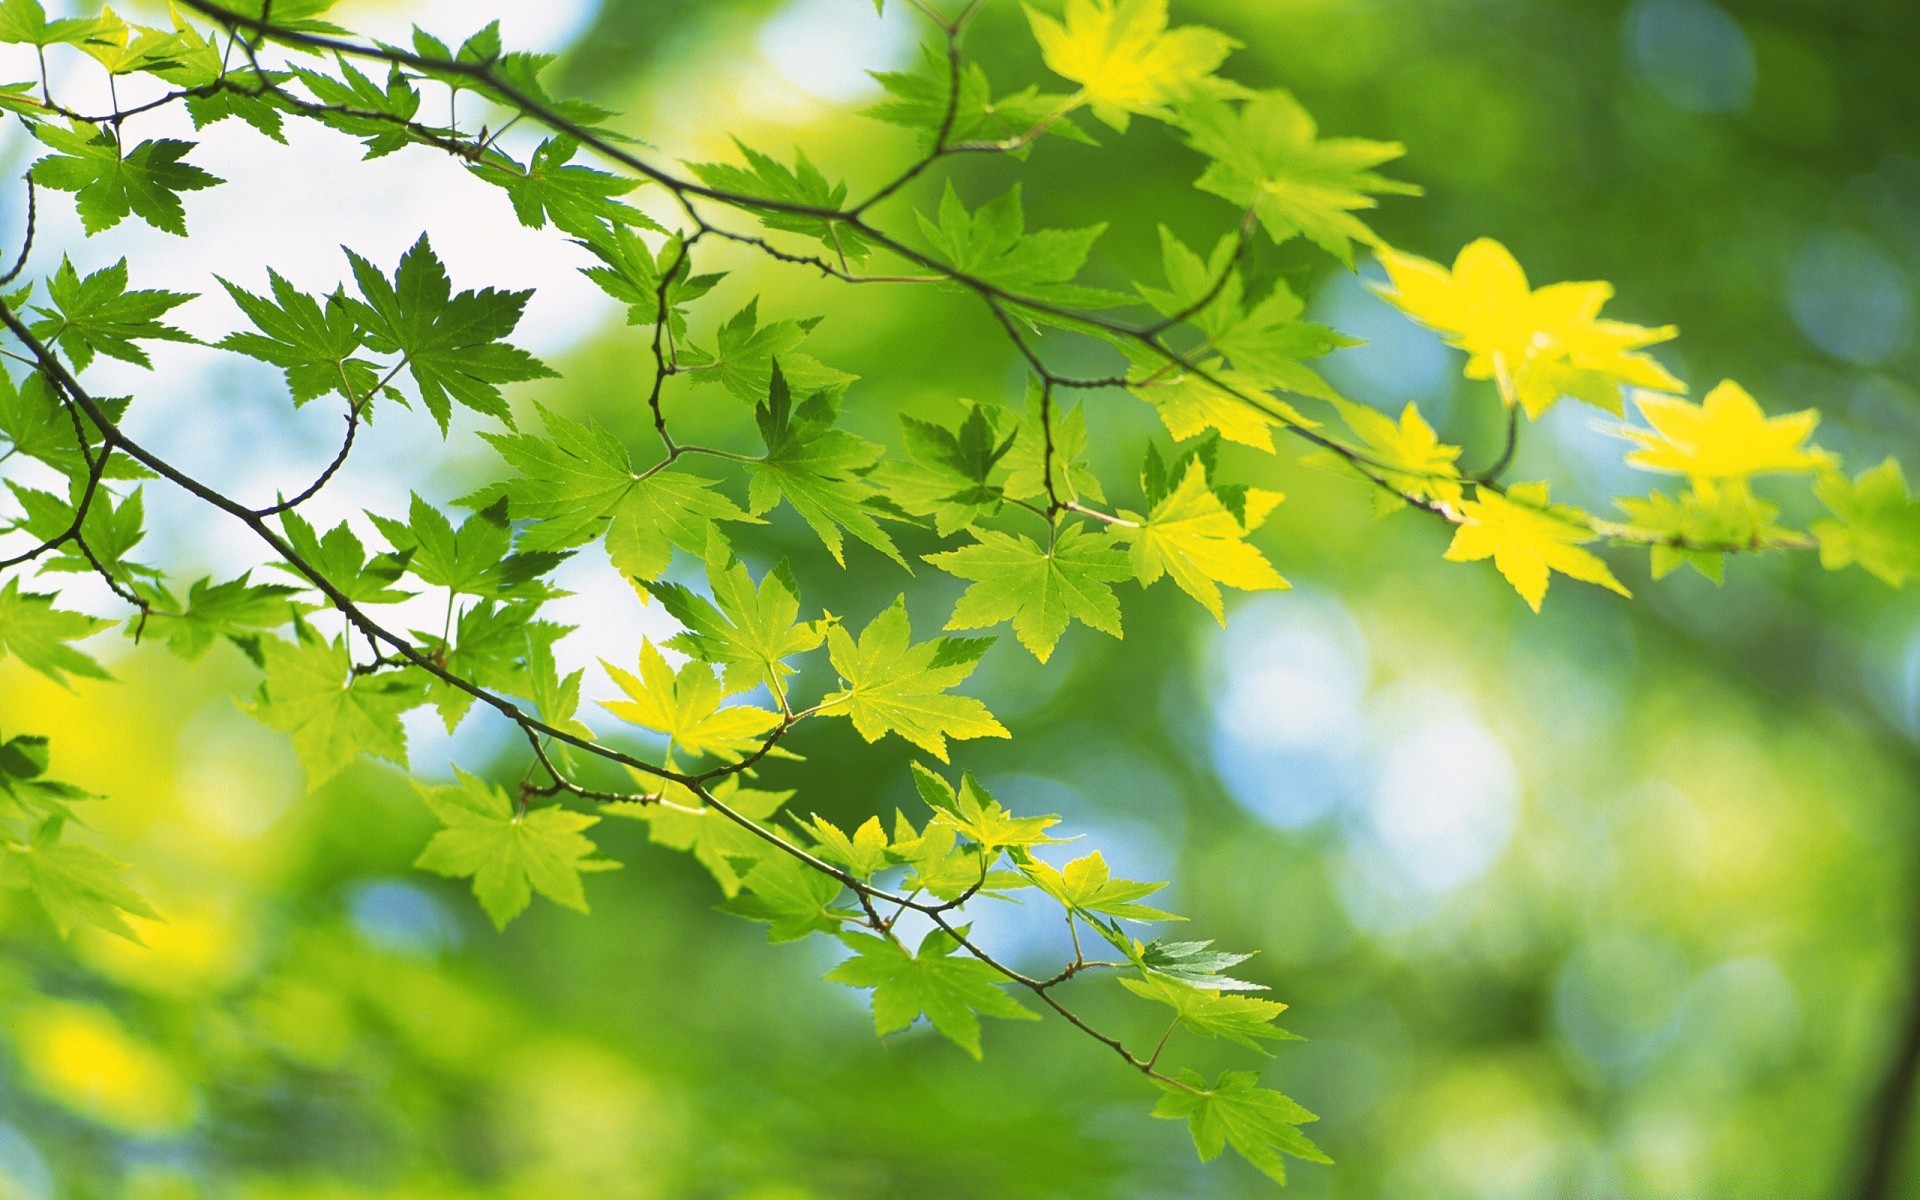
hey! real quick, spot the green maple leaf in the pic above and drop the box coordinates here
[0,578,111,686]
[251,625,417,791]
[1026,850,1178,922]
[414,600,559,730]
[29,122,222,236]
[917,182,1127,308]
[1152,1069,1328,1185]
[7,817,157,940]
[474,404,757,580]
[273,511,415,604]
[217,270,378,404]
[1134,937,1264,991]
[827,927,1038,1058]
[343,235,556,430]
[1119,973,1297,1052]
[1813,458,1920,587]
[805,813,893,880]
[1141,228,1350,395]
[911,762,1061,852]
[691,140,869,256]
[413,769,618,930]
[8,482,154,584]
[643,548,824,694]
[28,257,194,371]
[690,298,856,404]
[869,43,1090,156]
[926,522,1128,662]
[368,494,563,601]
[722,849,846,941]
[750,364,901,566]
[0,0,98,46]
[1000,386,1104,506]
[820,597,1007,761]
[576,227,722,336]
[1179,90,1417,264]
[0,371,142,481]
[289,57,420,158]
[610,776,790,898]
[472,136,657,239]
[141,573,302,661]
[865,403,1016,536]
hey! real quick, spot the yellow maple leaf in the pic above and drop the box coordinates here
[1375,237,1681,418]
[1323,395,1463,511]
[1444,482,1629,612]
[1129,365,1314,453]
[600,641,779,761]
[1026,0,1238,131]
[1618,379,1829,483]
[1118,460,1287,620]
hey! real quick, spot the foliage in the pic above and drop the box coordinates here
[0,0,1916,1191]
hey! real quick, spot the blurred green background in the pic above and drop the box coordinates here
[3,0,1919,1196]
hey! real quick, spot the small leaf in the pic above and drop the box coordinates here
[820,598,1007,761]
[413,769,617,930]
[826,927,1038,1058]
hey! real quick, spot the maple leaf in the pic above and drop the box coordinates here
[912,763,1062,852]
[1115,460,1288,621]
[217,270,377,404]
[723,851,846,941]
[1813,458,1920,587]
[1444,482,1629,612]
[869,43,1090,155]
[749,365,902,566]
[1310,396,1463,514]
[0,578,111,686]
[0,0,98,46]
[1118,973,1297,1051]
[7,816,157,940]
[272,512,413,605]
[609,776,791,898]
[343,235,556,430]
[471,135,654,239]
[600,642,780,763]
[1375,237,1682,417]
[29,121,221,236]
[917,182,1128,309]
[690,140,868,256]
[1025,0,1238,131]
[806,813,894,880]
[1180,90,1417,263]
[474,404,756,579]
[1152,1069,1329,1184]
[688,299,855,405]
[1617,379,1829,482]
[925,522,1129,662]
[1127,361,1314,453]
[139,573,301,661]
[1025,851,1177,922]
[865,402,1016,536]
[251,625,416,790]
[28,256,193,371]
[413,769,617,930]
[820,597,1008,761]
[368,494,561,602]
[827,927,1038,1059]
[644,549,824,695]
[1615,483,1792,583]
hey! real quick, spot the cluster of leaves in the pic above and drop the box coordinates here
[2,0,1917,1187]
